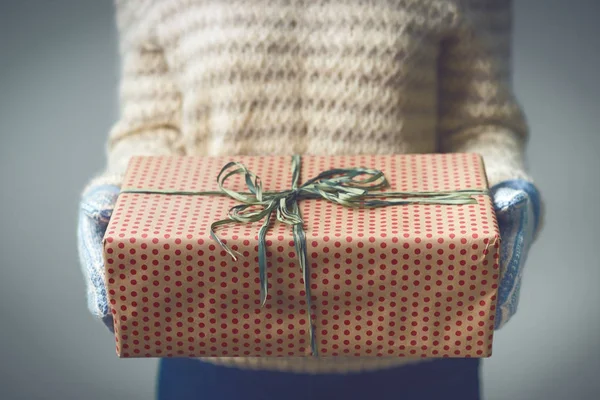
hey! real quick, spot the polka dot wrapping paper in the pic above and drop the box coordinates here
[103,153,500,358]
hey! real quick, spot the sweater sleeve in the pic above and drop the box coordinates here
[85,1,182,191]
[438,0,530,187]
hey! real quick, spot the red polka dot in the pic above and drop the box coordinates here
[105,154,498,358]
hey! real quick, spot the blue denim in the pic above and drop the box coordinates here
[157,358,481,400]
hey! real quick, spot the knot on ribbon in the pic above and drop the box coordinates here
[214,155,391,234]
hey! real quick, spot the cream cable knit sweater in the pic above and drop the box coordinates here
[91,0,530,373]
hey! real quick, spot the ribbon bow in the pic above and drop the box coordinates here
[122,155,487,356]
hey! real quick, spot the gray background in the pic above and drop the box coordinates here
[0,1,598,399]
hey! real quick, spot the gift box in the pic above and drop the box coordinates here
[103,153,500,358]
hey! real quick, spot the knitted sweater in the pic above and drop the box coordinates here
[91,0,530,373]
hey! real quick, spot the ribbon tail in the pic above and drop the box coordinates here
[291,204,318,356]
[258,209,274,307]
[210,219,241,260]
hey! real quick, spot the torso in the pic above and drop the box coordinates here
[149,0,457,158]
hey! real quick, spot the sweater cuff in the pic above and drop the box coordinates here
[442,126,530,187]
[82,173,125,197]
[83,127,183,196]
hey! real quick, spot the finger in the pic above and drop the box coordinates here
[493,188,529,215]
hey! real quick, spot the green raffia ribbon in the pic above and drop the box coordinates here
[121,155,489,356]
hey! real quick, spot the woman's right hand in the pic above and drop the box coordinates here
[77,184,121,331]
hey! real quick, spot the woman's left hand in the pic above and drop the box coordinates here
[491,179,543,329]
